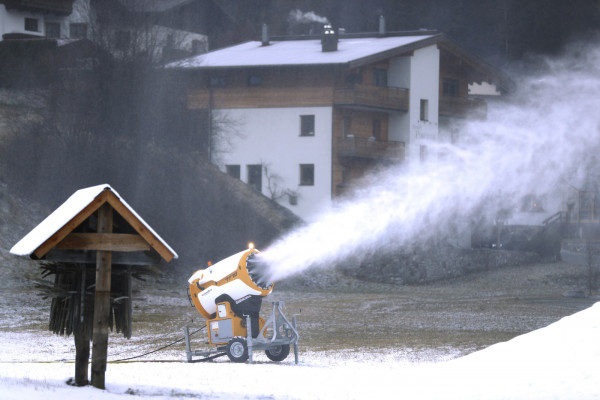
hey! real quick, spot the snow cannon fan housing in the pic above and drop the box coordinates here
[188,248,273,320]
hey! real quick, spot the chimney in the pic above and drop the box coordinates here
[321,24,338,52]
[261,23,269,46]
[379,15,386,36]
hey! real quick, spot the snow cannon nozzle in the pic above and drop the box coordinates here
[246,252,274,290]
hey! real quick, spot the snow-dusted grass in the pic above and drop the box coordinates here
[1,302,600,399]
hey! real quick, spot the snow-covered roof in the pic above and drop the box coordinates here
[10,184,178,262]
[166,34,439,69]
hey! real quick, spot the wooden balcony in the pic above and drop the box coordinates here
[337,136,405,161]
[334,84,409,111]
[439,96,487,118]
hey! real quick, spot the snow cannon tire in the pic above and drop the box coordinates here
[226,337,249,363]
[265,344,290,362]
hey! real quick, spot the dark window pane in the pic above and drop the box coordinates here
[247,164,262,192]
[226,165,240,179]
[25,18,39,32]
[300,164,314,186]
[300,115,315,136]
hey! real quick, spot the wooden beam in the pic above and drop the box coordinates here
[104,191,176,262]
[56,233,151,252]
[33,189,111,259]
[44,249,161,265]
[91,203,113,390]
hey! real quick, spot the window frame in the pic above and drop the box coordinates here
[342,116,352,137]
[208,76,227,88]
[247,164,262,192]
[299,164,315,186]
[247,74,262,87]
[24,18,39,32]
[443,78,460,97]
[300,115,315,137]
[373,68,388,87]
[420,99,429,122]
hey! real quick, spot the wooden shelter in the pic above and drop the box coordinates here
[10,184,177,389]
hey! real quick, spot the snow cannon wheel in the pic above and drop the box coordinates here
[226,337,249,363]
[265,344,290,362]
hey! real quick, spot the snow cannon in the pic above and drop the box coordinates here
[188,247,273,321]
[185,246,299,364]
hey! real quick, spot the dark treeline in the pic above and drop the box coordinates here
[201,0,600,63]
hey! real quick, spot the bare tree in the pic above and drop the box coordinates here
[262,162,298,204]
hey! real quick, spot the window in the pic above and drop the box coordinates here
[247,165,262,192]
[420,99,429,121]
[208,76,227,87]
[247,75,262,86]
[25,18,39,32]
[372,119,382,141]
[70,23,87,39]
[226,165,240,179]
[300,164,314,186]
[300,115,315,136]
[443,78,459,97]
[373,68,388,87]
[342,116,352,137]
[46,22,60,38]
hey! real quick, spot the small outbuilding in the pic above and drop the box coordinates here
[10,184,178,388]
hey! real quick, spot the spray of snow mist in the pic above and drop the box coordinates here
[260,41,600,281]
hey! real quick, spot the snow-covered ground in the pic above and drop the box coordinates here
[1,302,599,399]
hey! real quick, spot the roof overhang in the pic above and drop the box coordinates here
[10,184,178,263]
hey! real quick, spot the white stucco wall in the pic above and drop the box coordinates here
[388,56,411,88]
[0,5,45,39]
[214,107,333,221]
[0,0,89,40]
[388,56,412,145]
[407,45,440,163]
[386,46,440,163]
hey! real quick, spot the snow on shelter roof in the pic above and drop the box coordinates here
[10,184,178,262]
[166,34,439,69]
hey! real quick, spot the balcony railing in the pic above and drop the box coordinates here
[334,84,409,111]
[337,136,405,161]
[439,96,487,118]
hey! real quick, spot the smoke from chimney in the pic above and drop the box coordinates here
[287,9,329,25]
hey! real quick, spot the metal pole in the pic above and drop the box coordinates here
[246,315,253,364]
[184,326,192,363]
[292,315,299,365]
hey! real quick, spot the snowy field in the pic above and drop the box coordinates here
[1,301,599,400]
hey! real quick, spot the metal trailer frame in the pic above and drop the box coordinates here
[184,301,299,364]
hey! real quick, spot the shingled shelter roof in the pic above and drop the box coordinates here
[10,184,178,262]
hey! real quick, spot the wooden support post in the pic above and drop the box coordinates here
[74,330,90,386]
[91,204,113,389]
[74,263,90,386]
